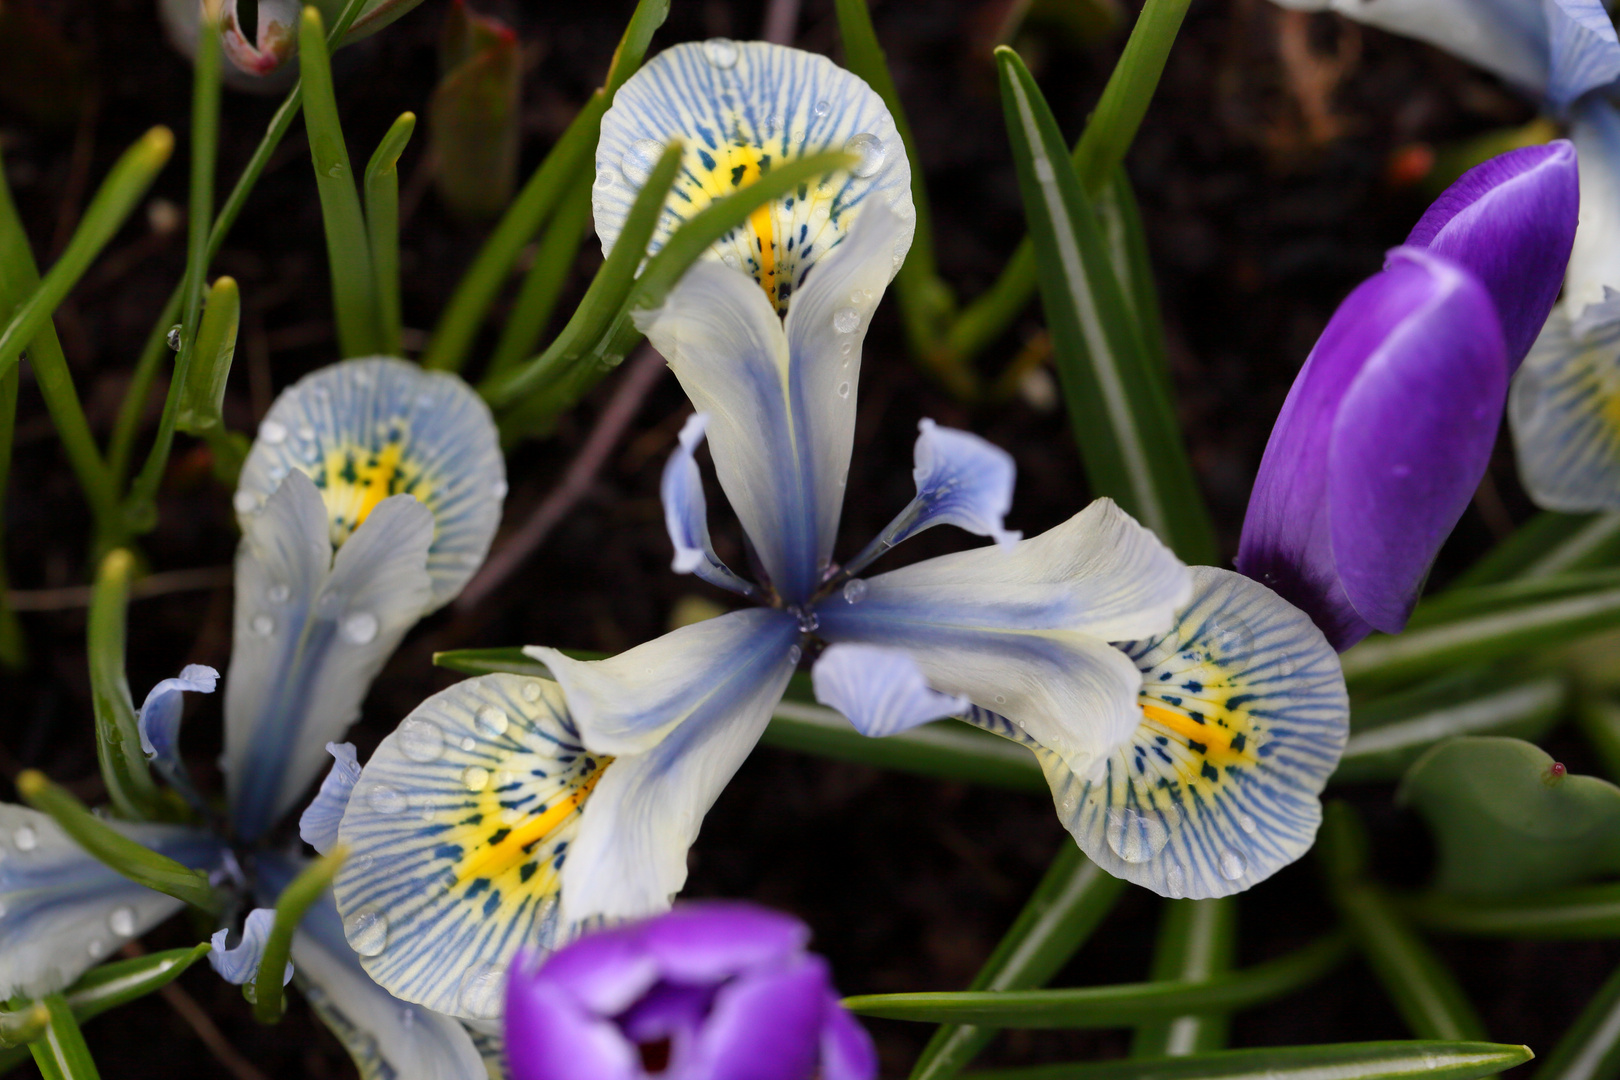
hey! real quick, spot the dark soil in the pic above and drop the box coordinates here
[0,0,1605,1076]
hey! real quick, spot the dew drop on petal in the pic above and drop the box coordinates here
[398,719,444,763]
[459,736,476,752]
[1105,806,1172,864]
[813,100,830,117]
[345,906,389,956]
[340,611,379,645]
[267,583,291,604]
[250,614,274,636]
[297,425,316,442]
[620,138,666,187]
[840,340,853,357]
[1219,848,1247,881]
[1238,813,1257,835]
[1164,861,1186,899]
[594,168,617,190]
[12,826,36,852]
[836,381,851,399]
[458,965,506,1019]
[166,325,182,351]
[521,681,542,703]
[702,37,739,67]
[232,490,260,515]
[462,766,490,792]
[993,694,1007,705]
[788,645,802,665]
[842,579,868,604]
[475,705,509,738]
[260,420,287,445]
[491,479,509,499]
[108,906,137,937]
[843,133,885,178]
[367,783,407,815]
[833,307,861,334]
[1210,618,1255,664]
[87,939,106,959]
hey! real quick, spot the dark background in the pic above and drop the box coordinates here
[0,0,1609,1075]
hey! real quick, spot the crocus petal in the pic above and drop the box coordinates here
[1509,305,1620,510]
[256,853,489,1080]
[595,40,914,315]
[817,499,1191,781]
[299,742,361,855]
[1544,0,1620,109]
[819,994,879,1080]
[1237,249,1507,649]
[136,663,218,809]
[661,413,756,596]
[0,804,223,999]
[332,675,597,1019]
[684,954,830,1080]
[558,617,801,922]
[811,643,969,737]
[1405,141,1578,366]
[528,608,801,757]
[964,567,1348,898]
[234,357,504,610]
[209,907,294,986]
[896,419,1020,548]
[637,901,810,983]
[225,471,435,841]
[505,973,639,1080]
[1567,97,1620,321]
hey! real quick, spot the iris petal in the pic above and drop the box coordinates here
[1544,0,1620,109]
[1510,305,1620,510]
[300,742,362,856]
[660,413,756,596]
[811,643,968,737]
[1566,97,1620,321]
[136,663,217,809]
[209,907,294,986]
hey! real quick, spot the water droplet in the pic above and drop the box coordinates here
[345,905,389,956]
[367,783,406,814]
[398,719,444,763]
[242,980,259,1004]
[476,705,509,738]
[327,163,344,179]
[843,133,886,178]
[13,826,36,852]
[993,694,1007,705]
[722,252,741,270]
[340,611,379,645]
[1105,806,1173,864]
[1219,848,1247,881]
[702,37,740,68]
[840,340,853,357]
[594,168,617,190]
[108,906,137,936]
[521,681,542,702]
[797,609,820,633]
[166,325,182,351]
[297,425,316,442]
[620,138,666,186]
[463,766,490,792]
[491,479,509,499]
[87,939,106,959]
[1209,617,1255,664]
[1033,156,1056,183]
[266,464,287,482]
[1238,813,1257,835]
[833,307,861,334]
[232,490,260,515]
[836,381,851,399]
[459,736,476,752]
[1164,861,1186,899]
[267,583,290,604]
[842,579,868,604]
[813,100,830,117]
[260,420,287,445]
[250,614,274,636]
[458,964,506,1019]
[788,645,802,665]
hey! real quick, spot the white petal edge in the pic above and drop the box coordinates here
[1566,97,1620,320]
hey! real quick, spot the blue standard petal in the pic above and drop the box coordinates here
[210,907,294,986]
[300,742,361,855]
[811,644,967,737]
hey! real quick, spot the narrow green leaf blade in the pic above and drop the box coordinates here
[1131,898,1237,1057]
[29,996,99,1080]
[1577,695,1620,783]
[1533,960,1620,1080]
[62,944,213,1025]
[254,847,345,1023]
[364,111,416,357]
[1406,883,1620,938]
[1450,511,1620,588]
[486,168,593,379]
[174,276,240,435]
[962,1041,1534,1080]
[86,550,163,820]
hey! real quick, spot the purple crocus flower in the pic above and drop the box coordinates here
[505,903,876,1080]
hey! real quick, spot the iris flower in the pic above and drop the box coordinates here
[323,40,1350,1025]
[0,357,504,1079]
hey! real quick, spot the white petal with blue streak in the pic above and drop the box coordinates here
[660,413,754,596]
[1510,302,1620,510]
[301,742,362,855]
[0,804,223,999]
[965,567,1348,898]
[209,907,294,986]
[136,663,217,807]
[234,356,504,609]
[893,419,1020,550]
[595,40,914,315]
[811,643,968,737]
[224,470,435,841]
[817,499,1191,781]
[1544,0,1620,110]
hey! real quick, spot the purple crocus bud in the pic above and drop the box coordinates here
[1405,141,1579,367]
[505,902,877,1080]
[1236,248,1507,651]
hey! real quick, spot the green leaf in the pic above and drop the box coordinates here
[254,847,345,1023]
[0,362,22,668]
[1533,960,1620,1080]
[486,168,593,380]
[86,550,163,820]
[1398,736,1620,899]
[364,112,416,357]
[960,1042,1534,1080]
[60,944,213,1024]
[423,0,670,373]
[429,5,520,221]
[911,846,1127,1079]
[300,6,379,359]
[1577,695,1620,783]
[14,770,219,912]
[1406,883,1620,938]
[28,996,98,1080]
[434,645,552,677]
[1318,803,1486,1040]
[1450,511,1620,588]
[1131,898,1237,1057]
[1335,675,1567,785]
[995,47,1215,564]
[174,276,240,435]
[843,933,1349,1027]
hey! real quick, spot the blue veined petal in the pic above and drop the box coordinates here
[1544,0,1620,110]
[301,743,362,856]
[209,907,294,986]
[234,357,504,609]
[817,499,1191,781]
[331,674,603,1019]
[0,804,224,999]
[1509,303,1620,510]
[136,663,217,810]
[256,853,488,1080]
[811,643,967,737]
[224,470,435,842]
[1567,97,1620,321]
[595,40,914,315]
[660,413,756,597]
[964,567,1348,898]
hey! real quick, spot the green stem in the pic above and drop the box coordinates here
[253,847,345,1023]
